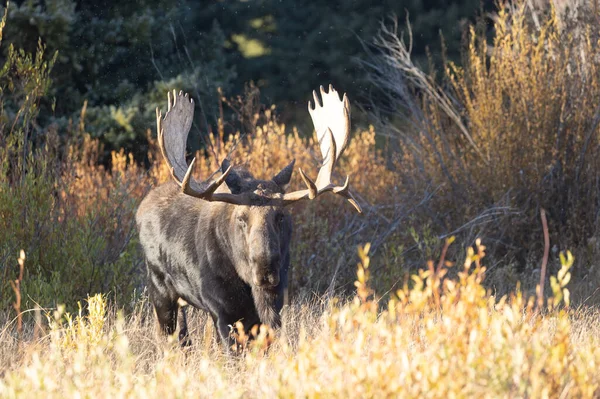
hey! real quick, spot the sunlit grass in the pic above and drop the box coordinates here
[1,244,598,398]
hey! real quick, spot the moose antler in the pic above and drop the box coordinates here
[156,90,247,204]
[157,87,361,212]
[282,85,362,213]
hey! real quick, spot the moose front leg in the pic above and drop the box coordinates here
[213,309,263,353]
[148,268,178,336]
[152,296,178,336]
[214,314,237,352]
[178,305,191,347]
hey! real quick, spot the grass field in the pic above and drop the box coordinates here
[2,245,599,398]
[2,1,600,397]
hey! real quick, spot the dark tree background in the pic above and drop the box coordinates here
[0,0,493,157]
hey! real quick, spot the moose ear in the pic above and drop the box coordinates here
[221,159,244,194]
[272,159,295,191]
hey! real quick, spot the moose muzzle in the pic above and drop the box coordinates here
[251,254,281,288]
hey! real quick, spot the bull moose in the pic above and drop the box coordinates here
[136,85,361,349]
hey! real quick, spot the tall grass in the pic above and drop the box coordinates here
[1,243,598,397]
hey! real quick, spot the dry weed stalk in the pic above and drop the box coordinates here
[537,208,550,310]
[9,250,25,339]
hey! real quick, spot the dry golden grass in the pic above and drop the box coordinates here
[3,2,600,397]
[1,244,599,398]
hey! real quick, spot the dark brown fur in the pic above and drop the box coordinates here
[136,163,293,349]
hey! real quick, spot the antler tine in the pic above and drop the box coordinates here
[298,168,317,199]
[180,158,234,199]
[311,89,321,109]
[282,85,361,213]
[156,90,247,205]
[333,176,362,213]
[156,106,177,181]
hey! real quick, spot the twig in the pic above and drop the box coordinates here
[575,103,600,183]
[537,209,550,311]
[9,250,25,340]
[438,206,521,239]
[372,18,488,164]
[526,0,542,31]
[435,238,452,275]
[34,305,42,341]
[325,255,346,298]
[149,41,164,81]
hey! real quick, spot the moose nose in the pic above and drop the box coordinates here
[252,267,280,288]
[253,271,280,288]
[251,253,281,287]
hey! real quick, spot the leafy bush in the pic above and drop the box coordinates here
[0,131,145,310]
[0,9,144,310]
[366,1,600,290]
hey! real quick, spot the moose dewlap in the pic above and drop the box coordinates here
[136,85,361,349]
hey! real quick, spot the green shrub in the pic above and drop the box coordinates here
[0,7,143,311]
